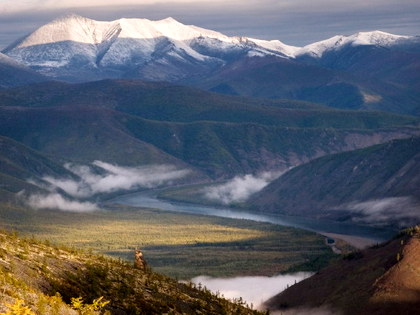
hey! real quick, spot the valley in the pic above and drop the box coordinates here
[0,202,334,279]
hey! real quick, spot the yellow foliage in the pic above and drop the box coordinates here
[70,296,110,315]
[0,299,35,315]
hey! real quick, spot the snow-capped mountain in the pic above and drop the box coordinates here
[2,15,419,115]
[3,14,418,84]
[3,14,298,81]
[297,31,412,58]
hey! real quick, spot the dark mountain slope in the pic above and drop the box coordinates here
[0,229,261,314]
[0,106,188,168]
[264,227,420,315]
[0,105,418,179]
[123,116,420,177]
[249,137,420,227]
[193,56,420,116]
[0,53,47,88]
[298,41,420,89]
[0,79,326,112]
[0,135,72,180]
[2,79,418,129]
[0,135,76,202]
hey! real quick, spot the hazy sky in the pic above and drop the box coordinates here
[1,0,419,49]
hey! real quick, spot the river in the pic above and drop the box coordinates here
[109,189,397,248]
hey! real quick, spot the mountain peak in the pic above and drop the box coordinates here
[53,13,91,22]
[350,30,411,46]
[159,16,179,23]
[298,30,413,58]
[3,14,301,79]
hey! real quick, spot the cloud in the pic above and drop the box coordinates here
[25,192,98,212]
[191,272,313,309]
[37,161,190,198]
[204,171,282,204]
[341,196,420,227]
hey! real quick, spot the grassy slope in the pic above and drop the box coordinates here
[265,227,420,315]
[0,229,264,315]
[0,203,333,279]
[249,137,420,225]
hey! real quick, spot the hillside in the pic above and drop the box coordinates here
[198,55,420,116]
[0,104,418,179]
[1,79,418,128]
[249,137,420,227]
[264,227,420,315]
[0,53,46,88]
[0,230,262,314]
[0,135,76,202]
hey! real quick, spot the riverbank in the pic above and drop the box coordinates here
[110,189,397,247]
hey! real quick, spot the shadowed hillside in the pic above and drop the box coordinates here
[249,137,420,227]
[264,226,420,315]
[0,105,418,179]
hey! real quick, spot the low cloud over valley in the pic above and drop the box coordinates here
[340,196,420,227]
[24,161,189,212]
[191,272,313,309]
[204,171,282,204]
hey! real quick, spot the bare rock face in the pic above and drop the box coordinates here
[134,249,147,270]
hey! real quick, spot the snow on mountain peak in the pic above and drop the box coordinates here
[4,14,302,69]
[3,14,416,81]
[297,30,413,58]
[349,30,410,46]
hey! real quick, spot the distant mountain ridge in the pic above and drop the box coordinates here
[4,14,416,70]
[3,14,296,81]
[3,14,419,115]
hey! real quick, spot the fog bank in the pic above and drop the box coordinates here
[191,272,313,309]
[25,161,189,212]
[24,192,98,212]
[204,171,283,204]
[44,161,190,198]
[341,196,420,227]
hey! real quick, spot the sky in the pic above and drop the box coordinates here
[1,0,419,49]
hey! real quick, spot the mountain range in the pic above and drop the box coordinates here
[2,14,420,115]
